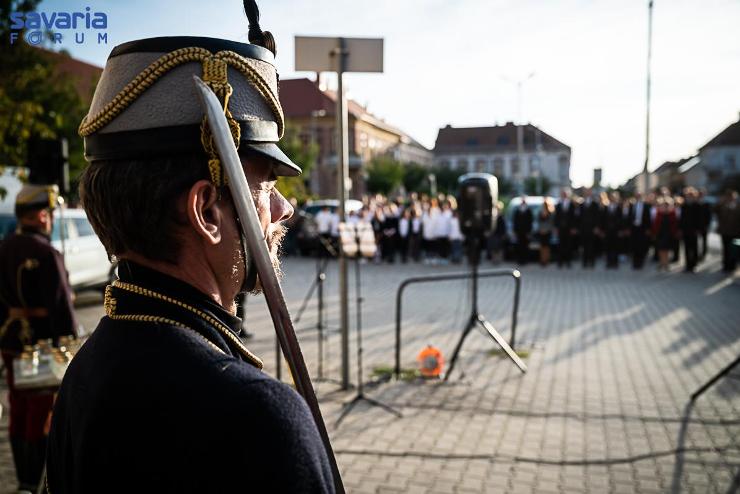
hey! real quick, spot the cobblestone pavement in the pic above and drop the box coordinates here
[1,252,739,493]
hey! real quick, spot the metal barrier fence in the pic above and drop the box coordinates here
[394,268,521,379]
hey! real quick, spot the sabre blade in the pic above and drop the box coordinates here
[192,75,344,493]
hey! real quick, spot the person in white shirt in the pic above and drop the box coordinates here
[449,210,465,263]
[409,206,423,262]
[314,206,333,257]
[434,201,453,264]
[422,201,439,264]
[398,207,412,263]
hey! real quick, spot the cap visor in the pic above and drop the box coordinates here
[243,142,302,177]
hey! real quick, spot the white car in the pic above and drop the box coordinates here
[51,208,114,290]
[0,208,114,290]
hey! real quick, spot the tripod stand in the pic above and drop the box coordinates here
[445,237,528,380]
[335,222,401,427]
[291,237,342,385]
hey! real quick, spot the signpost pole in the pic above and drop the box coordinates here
[295,35,383,392]
[334,38,351,390]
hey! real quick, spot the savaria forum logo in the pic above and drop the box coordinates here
[9,7,108,45]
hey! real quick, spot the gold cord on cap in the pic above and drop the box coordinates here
[78,47,285,186]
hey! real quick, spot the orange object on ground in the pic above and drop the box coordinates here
[417,345,444,378]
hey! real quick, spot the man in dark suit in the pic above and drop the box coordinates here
[381,204,400,263]
[680,187,703,272]
[579,188,601,268]
[630,193,652,269]
[47,14,335,494]
[698,189,712,260]
[513,196,534,265]
[554,189,577,268]
[602,192,623,269]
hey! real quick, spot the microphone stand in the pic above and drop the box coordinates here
[335,222,401,427]
[291,236,342,386]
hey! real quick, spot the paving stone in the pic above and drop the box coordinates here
[2,256,738,493]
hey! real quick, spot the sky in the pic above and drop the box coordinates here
[30,0,740,188]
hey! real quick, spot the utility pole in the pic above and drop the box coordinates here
[502,73,535,193]
[643,0,654,194]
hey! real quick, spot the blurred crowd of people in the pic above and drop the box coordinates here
[283,187,740,274]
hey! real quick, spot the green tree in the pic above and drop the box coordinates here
[1,0,91,199]
[366,155,404,195]
[433,166,464,195]
[497,176,515,199]
[276,124,318,203]
[402,162,431,194]
[523,175,552,196]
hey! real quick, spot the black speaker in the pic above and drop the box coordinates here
[27,137,69,192]
[457,173,498,235]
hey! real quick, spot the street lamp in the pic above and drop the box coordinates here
[501,72,536,195]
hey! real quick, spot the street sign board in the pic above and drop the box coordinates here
[295,36,383,73]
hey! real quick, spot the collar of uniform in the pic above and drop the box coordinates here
[117,260,243,333]
[19,224,50,239]
[109,260,264,367]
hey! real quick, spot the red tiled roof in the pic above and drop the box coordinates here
[700,116,740,150]
[433,123,570,154]
[279,78,404,136]
[39,48,102,103]
[653,157,691,175]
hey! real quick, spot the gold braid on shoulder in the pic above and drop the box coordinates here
[77,47,285,187]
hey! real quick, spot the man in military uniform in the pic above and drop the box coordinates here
[0,184,77,491]
[46,2,335,492]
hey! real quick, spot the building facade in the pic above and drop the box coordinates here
[432,123,571,195]
[625,113,740,196]
[279,78,432,198]
[697,114,740,194]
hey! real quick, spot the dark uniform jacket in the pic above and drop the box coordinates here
[554,201,576,233]
[680,201,703,234]
[601,204,622,236]
[513,207,533,236]
[47,261,334,493]
[578,199,601,234]
[0,226,76,353]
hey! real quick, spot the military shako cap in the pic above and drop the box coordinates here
[15,184,59,216]
[80,35,300,183]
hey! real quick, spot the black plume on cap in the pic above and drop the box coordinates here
[243,0,276,56]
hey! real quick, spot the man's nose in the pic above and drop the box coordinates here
[271,190,294,223]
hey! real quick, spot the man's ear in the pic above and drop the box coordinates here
[186,180,223,245]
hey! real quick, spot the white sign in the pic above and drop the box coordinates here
[295,36,384,73]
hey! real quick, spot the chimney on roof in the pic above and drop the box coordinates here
[505,121,515,126]
[445,124,452,128]
[314,72,321,88]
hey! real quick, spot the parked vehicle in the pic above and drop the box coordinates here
[0,208,114,290]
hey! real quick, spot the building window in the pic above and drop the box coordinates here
[529,156,541,173]
[439,160,451,169]
[457,159,468,170]
[496,136,510,146]
[493,157,504,177]
[726,154,737,170]
[466,138,479,147]
[558,154,569,181]
[475,159,486,172]
[510,157,520,175]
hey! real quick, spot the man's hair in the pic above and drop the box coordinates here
[80,154,209,263]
